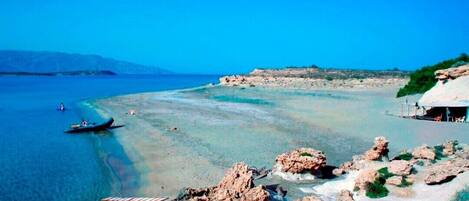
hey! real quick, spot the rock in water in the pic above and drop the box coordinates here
[354,169,379,192]
[275,148,327,174]
[338,189,355,201]
[363,136,389,161]
[333,155,363,176]
[388,160,413,176]
[412,145,436,160]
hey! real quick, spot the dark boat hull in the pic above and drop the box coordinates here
[65,118,114,133]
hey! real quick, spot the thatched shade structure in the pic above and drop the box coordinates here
[418,75,469,122]
[419,76,469,107]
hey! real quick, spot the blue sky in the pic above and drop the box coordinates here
[1,0,468,74]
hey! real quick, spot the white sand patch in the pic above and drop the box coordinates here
[306,170,468,201]
[303,171,359,201]
[271,165,316,182]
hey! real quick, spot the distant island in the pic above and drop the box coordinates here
[0,50,171,75]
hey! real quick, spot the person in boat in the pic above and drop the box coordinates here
[81,119,88,127]
[58,102,65,111]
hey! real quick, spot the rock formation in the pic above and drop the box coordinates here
[275,148,327,174]
[443,140,457,156]
[435,64,469,80]
[363,136,389,161]
[412,145,436,160]
[332,156,362,176]
[385,176,404,186]
[176,138,468,201]
[175,163,270,201]
[295,195,323,201]
[424,157,469,185]
[337,190,354,201]
[354,169,379,192]
[388,160,413,176]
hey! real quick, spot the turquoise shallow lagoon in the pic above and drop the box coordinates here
[93,85,469,200]
[0,75,218,201]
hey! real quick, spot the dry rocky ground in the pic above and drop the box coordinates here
[219,67,409,90]
[175,137,468,201]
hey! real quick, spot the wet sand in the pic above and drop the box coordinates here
[89,85,469,199]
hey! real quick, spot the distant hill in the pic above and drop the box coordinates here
[0,50,171,74]
[0,70,116,76]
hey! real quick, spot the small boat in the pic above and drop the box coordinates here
[65,118,123,134]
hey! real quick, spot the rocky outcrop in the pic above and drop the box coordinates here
[412,145,436,160]
[219,67,408,90]
[388,160,413,176]
[176,138,468,201]
[354,169,379,192]
[332,155,363,176]
[386,175,404,186]
[338,190,354,201]
[424,158,469,185]
[435,64,469,80]
[363,136,389,161]
[275,148,327,174]
[443,140,457,156]
[213,163,255,200]
[241,186,270,201]
[176,163,270,201]
[219,75,408,90]
[250,68,320,77]
[296,195,323,201]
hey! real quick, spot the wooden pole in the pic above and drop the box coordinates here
[446,107,449,122]
[401,104,403,117]
[464,107,469,122]
[406,104,410,117]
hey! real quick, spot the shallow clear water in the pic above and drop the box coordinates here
[0,75,218,201]
[93,85,469,200]
[454,188,469,201]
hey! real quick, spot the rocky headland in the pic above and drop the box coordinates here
[220,67,409,90]
[176,137,468,201]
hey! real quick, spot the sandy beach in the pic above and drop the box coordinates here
[89,85,469,200]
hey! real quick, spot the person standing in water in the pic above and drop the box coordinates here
[81,119,88,127]
[58,102,65,111]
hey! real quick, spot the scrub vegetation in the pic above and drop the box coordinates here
[397,177,413,188]
[378,167,395,179]
[300,152,313,157]
[396,53,469,97]
[393,152,413,161]
[366,179,389,198]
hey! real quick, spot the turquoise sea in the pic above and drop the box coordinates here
[0,75,218,201]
